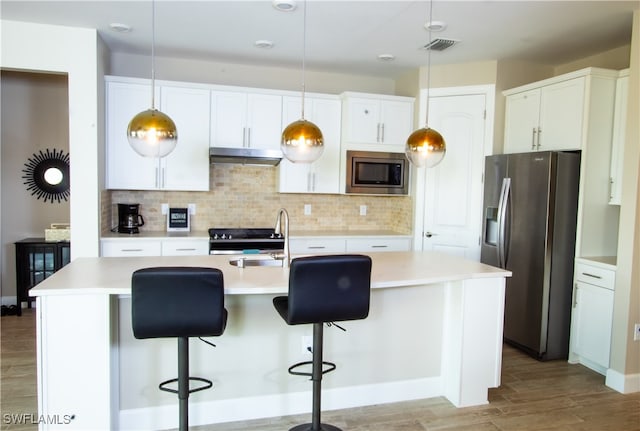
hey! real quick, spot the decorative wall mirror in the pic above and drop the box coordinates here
[22,149,70,203]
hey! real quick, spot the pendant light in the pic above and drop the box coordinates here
[127,0,177,158]
[281,0,324,164]
[405,0,446,168]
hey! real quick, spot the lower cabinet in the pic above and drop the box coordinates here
[15,238,71,316]
[290,236,411,254]
[101,238,208,257]
[570,261,615,375]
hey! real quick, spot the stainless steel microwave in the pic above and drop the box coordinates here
[346,150,409,195]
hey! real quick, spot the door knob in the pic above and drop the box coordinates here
[424,232,437,238]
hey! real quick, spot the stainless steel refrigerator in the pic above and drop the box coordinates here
[481,151,580,360]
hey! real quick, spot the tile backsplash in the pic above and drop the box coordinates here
[103,165,412,234]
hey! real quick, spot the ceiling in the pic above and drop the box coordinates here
[1,1,638,79]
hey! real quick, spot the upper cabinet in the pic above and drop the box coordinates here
[105,77,210,191]
[609,69,629,206]
[210,90,283,150]
[341,92,414,151]
[503,68,618,154]
[279,95,342,194]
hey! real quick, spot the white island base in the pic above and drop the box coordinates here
[31,252,509,430]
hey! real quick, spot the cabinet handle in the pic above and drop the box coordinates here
[582,272,602,279]
[312,173,316,191]
[381,123,385,142]
[609,177,614,200]
[161,167,165,188]
[372,245,388,248]
[247,127,252,147]
[376,123,381,142]
[121,248,143,252]
[175,248,196,252]
[155,167,159,188]
[572,283,578,308]
[531,128,537,150]
[536,127,542,149]
[242,127,247,147]
[308,246,326,249]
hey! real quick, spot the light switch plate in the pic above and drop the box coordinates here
[304,204,312,215]
[360,205,367,216]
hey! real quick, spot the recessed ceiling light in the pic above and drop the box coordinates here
[272,0,297,12]
[255,40,274,49]
[377,54,395,62]
[109,23,132,33]
[424,20,447,32]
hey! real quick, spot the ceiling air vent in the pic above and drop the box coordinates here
[422,38,458,51]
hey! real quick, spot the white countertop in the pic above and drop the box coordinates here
[100,230,411,240]
[30,251,510,297]
[101,230,210,240]
[576,256,617,270]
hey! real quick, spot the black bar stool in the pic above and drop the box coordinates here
[273,254,372,431]
[131,267,227,431]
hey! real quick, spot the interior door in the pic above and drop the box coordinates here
[419,91,488,259]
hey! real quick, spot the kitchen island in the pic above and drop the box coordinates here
[30,251,510,431]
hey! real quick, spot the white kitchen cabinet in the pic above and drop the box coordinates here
[289,238,347,254]
[341,92,414,150]
[210,90,283,150]
[101,237,208,257]
[160,238,209,256]
[503,68,618,154]
[609,69,629,205]
[279,95,342,194]
[105,77,210,191]
[346,237,411,252]
[105,78,159,190]
[504,77,585,153]
[101,239,162,257]
[570,260,616,375]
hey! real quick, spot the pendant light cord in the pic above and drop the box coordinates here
[151,0,156,110]
[301,0,307,120]
[425,0,434,127]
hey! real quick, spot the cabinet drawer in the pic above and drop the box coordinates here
[289,238,346,254]
[101,240,162,257]
[346,237,411,252]
[575,263,615,290]
[161,240,209,256]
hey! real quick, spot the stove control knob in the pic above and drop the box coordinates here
[228,234,233,239]
[213,234,219,240]
[221,234,226,239]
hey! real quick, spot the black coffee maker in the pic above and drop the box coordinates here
[117,203,145,234]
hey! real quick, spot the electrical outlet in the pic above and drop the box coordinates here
[301,335,312,354]
[634,323,640,341]
[360,205,367,216]
[304,204,312,216]
[161,203,169,215]
[188,203,196,215]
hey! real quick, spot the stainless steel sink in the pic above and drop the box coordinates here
[229,256,285,268]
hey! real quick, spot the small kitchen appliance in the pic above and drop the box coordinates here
[117,203,145,234]
[167,207,190,232]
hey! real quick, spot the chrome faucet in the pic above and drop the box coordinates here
[274,208,290,268]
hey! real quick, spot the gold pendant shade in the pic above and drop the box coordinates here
[127,109,178,158]
[405,127,446,168]
[281,119,324,163]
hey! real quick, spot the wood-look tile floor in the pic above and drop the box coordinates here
[2,309,639,430]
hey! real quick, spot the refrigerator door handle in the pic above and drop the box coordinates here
[497,177,511,268]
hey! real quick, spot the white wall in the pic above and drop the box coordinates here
[1,20,104,260]
[0,71,71,303]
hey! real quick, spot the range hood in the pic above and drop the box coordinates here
[209,147,282,166]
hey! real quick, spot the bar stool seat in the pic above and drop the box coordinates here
[132,267,227,431]
[273,254,372,431]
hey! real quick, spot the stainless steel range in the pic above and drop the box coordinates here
[208,228,285,255]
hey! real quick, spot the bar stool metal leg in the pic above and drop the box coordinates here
[178,337,188,431]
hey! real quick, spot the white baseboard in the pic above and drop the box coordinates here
[606,368,640,394]
[119,377,441,431]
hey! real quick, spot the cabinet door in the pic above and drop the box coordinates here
[346,237,411,252]
[101,240,161,257]
[279,96,341,194]
[503,89,540,154]
[539,77,585,151]
[211,90,247,148]
[381,99,413,146]
[289,238,346,254]
[246,93,283,150]
[573,281,614,369]
[609,74,628,205]
[105,80,159,190]
[160,86,210,191]
[345,97,381,144]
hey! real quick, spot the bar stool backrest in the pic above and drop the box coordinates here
[132,267,226,339]
[287,254,372,325]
